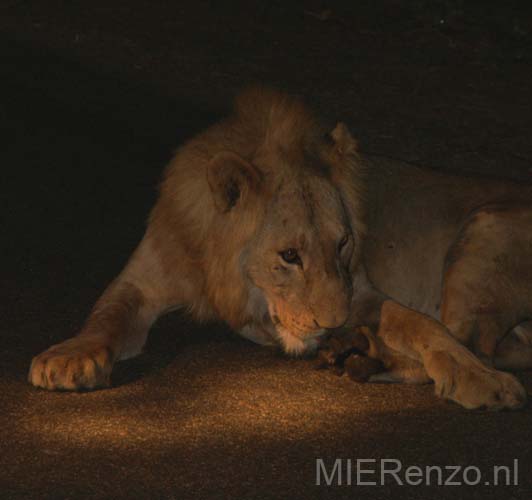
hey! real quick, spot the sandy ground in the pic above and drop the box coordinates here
[1,1,531,499]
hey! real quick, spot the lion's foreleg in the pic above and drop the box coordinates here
[28,236,177,390]
[341,272,431,385]
[374,300,526,410]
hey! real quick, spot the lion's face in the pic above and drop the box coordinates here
[243,173,355,354]
[202,91,363,355]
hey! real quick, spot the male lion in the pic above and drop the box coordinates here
[29,88,531,409]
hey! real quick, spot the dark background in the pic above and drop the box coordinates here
[1,1,531,499]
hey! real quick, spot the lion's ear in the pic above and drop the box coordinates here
[328,122,358,157]
[207,151,262,212]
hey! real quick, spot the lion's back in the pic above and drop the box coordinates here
[361,155,532,317]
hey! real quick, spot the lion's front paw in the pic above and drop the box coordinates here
[28,336,114,391]
[428,350,527,410]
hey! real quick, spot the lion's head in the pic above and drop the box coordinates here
[160,87,365,354]
[242,169,359,354]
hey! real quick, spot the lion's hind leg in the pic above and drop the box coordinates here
[441,204,532,366]
[495,320,532,371]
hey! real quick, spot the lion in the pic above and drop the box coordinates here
[28,87,531,410]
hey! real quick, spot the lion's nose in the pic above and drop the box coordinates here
[313,314,348,330]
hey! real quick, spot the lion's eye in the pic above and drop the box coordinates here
[280,248,301,265]
[338,234,349,252]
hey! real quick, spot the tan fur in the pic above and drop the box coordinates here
[28,88,530,409]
